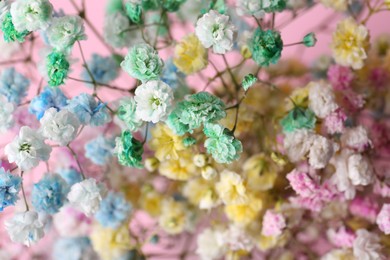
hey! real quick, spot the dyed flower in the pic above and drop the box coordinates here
[5,126,52,171]
[124,1,142,24]
[262,0,287,12]
[216,170,247,205]
[280,106,316,133]
[10,0,53,32]
[5,211,45,246]
[183,177,220,209]
[302,32,317,47]
[286,169,318,197]
[66,93,111,126]
[81,54,119,85]
[352,229,384,260]
[327,226,356,248]
[308,81,338,118]
[320,0,348,11]
[242,73,257,91]
[0,97,15,133]
[324,109,347,134]
[134,80,174,123]
[103,11,136,49]
[52,237,98,260]
[341,126,372,152]
[161,0,186,12]
[149,123,185,161]
[0,67,29,105]
[203,123,243,164]
[1,12,29,42]
[377,204,390,235]
[31,173,69,214]
[0,168,21,211]
[327,64,354,91]
[283,129,315,162]
[159,151,197,180]
[115,130,144,168]
[261,210,286,237]
[196,228,225,260]
[331,18,369,69]
[67,178,106,217]
[173,34,208,75]
[57,167,83,187]
[195,10,236,54]
[121,43,163,82]
[225,194,263,226]
[29,86,68,120]
[45,51,70,87]
[85,136,116,166]
[167,92,226,135]
[40,108,80,146]
[46,15,86,51]
[116,98,144,132]
[308,135,335,169]
[236,0,265,18]
[158,198,189,235]
[249,28,283,66]
[141,0,160,10]
[95,192,131,229]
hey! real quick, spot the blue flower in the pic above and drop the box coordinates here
[66,93,111,126]
[81,54,119,85]
[52,237,97,260]
[57,167,83,186]
[95,192,131,229]
[161,59,189,100]
[85,135,116,166]
[31,173,69,214]
[0,68,29,105]
[29,86,68,120]
[0,167,21,211]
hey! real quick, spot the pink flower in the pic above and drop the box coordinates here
[261,210,286,236]
[327,64,354,91]
[369,68,389,89]
[324,109,347,134]
[327,226,356,248]
[376,204,390,235]
[290,196,324,212]
[349,197,379,223]
[286,169,318,197]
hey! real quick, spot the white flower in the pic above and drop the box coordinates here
[236,0,265,18]
[40,108,80,146]
[376,204,390,235]
[330,149,356,199]
[221,224,254,252]
[309,135,335,169]
[5,126,52,171]
[5,211,45,247]
[103,11,140,48]
[196,228,226,260]
[10,0,53,32]
[341,126,372,152]
[0,97,15,133]
[308,81,339,118]
[195,10,236,54]
[284,129,315,162]
[353,229,384,260]
[67,178,106,217]
[134,80,174,123]
[347,153,374,186]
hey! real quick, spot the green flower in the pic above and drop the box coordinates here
[249,28,283,67]
[160,0,186,12]
[280,106,316,133]
[1,12,29,43]
[117,98,144,132]
[167,92,226,135]
[183,136,196,147]
[242,74,257,91]
[106,0,125,14]
[303,32,317,47]
[121,43,164,82]
[142,0,160,10]
[116,130,144,168]
[125,2,143,24]
[46,51,70,87]
[263,0,287,13]
[203,123,242,164]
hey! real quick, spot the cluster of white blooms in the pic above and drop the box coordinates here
[10,0,53,32]
[308,81,339,118]
[341,126,372,152]
[309,135,337,169]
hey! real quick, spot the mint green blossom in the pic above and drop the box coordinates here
[46,16,86,51]
[116,130,144,168]
[203,123,242,164]
[46,51,70,87]
[121,43,163,82]
[117,98,144,132]
[183,136,196,147]
[1,12,29,43]
[303,32,317,47]
[106,0,125,14]
[167,92,226,136]
[10,0,53,32]
[242,74,257,91]
[161,0,186,12]
[125,2,142,24]
[249,28,283,67]
[280,106,316,133]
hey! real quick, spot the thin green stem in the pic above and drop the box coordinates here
[67,145,86,180]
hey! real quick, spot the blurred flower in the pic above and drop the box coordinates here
[1,12,29,42]
[308,135,335,169]
[85,135,116,166]
[0,67,29,105]
[261,210,286,236]
[124,1,142,24]
[103,11,135,48]
[115,130,144,168]
[242,73,257,91]
[283,129,314,162]
[225,193,262,226]
[303,32,317,47]
[320,0,348,11]
[29,86,68,120]
[308,81,338,118]
[10,0,53,32]
[161,0,186,12]
[280,106,316,133]
[158,198,190,235]
[236,0,265,18]
[324,109,347,134]
[249,28,283,66]
[57,167,83,187]
[196,228,226,260]
[0,167,21,211]
[327,64,354,91]
[183,177,220,209]
[216,170,247,205]
[116,97,144,132]
[95,192,131,229]
[149,123,185,161]
[341,126,372,152]
[0,96,15,132]
[81,54,119,84]
[377,204,390,235]
[327,226,356,248]
[5,211,45,246]
[52,237,98,260]
[352,229,384,260]
[45,51,70,87]
[159,151,196,180]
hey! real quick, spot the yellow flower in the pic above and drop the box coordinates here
[158,151,196,180]
[174,33,208,74]
[256,231,290,251]
[149,123,185,161]
[286,86,309,110]
[90,223,133,260]
[225,194,263,226]
[320,0,348,11]
[139,186,162,217]
[385,0,390,9]
[183,177,220,209]
[216,170,248,205]
[158,198,189,235]
[331,18,369,70]
[243,154,278,192]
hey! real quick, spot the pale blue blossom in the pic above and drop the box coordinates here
[0,68,29,105]
[52,237,98,260]
[81,54,119,85]
[85,136,116,166]
[95,192,131,229]
[0,167,21,211]
[29,87,68,120]
[57,167,83,187]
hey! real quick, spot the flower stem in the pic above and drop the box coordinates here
[20,171,29,212]
[67,145,86,180]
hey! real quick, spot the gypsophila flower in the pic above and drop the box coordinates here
[347,153,374,186]
[308,81,339,118]
[5,126,52,171]
[261,210,286,237]
[85,136,116,166]
[286,169,318,197]
[353,229,384,260]
[167,92,226,135]
[58,167,83,187]
[29,86,68,120]
[1,12,29,43]
[40,108,80,146]
[327,226,356,248]
[281,106,316,133]
[262,0,287,12]
[216,170,247,205]
[324,109,347,134]
[121,43,163,82]
[95,192,131,229]
[46,15,86,51]
[5,211,45,247]
[0,96,15,133]
[31,173,69,214]
[283,129,315,162]
[115,130,144,168]
[308,135,335,169]
[204,124,242,164]
[249,28,283,66]
[327,64,354,91]
[81,54,119,85]
[117,98,144,132]
[66,93,111,126]
[341,126,372,152]
[134,80,174,123]
[0,167,21,211]
[236,0,265,18]
[103,11,135,49]
[10,0,53,32]
[195,10,236,54]
[196,228,225,260]
[161,0,186,12]
[0,67,29,105]
[124,1,142,24]
[67,178,106,217]
[45,51,70,87]
[242,73,257,91]
[377,204,390,235]
[52,237,98,260]
[303,32,317,47]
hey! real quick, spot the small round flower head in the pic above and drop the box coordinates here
[195,10,236,54]
[324,109,347,134]
[52,237,98,260]
[31,173,69,214]
[5,211,45,247]
[303,32,317,47]
[173,33,208,75]
[327,226,356,248]
[149,123,185,161]
[327,64,354,91]
[95,192,132,229]
[0,67,30,105]
[347,153,374,186]
[308,135,335,169]
[46,15,86,51]
[286,169,318,197]
[57,167,83,187]
[1,12,29,43]
[280,106,316,133]
[81,54,119,85]
[283,129,315,163]
[10,0,53,32]
[196,228,225,260]
[377,204,390,235]
[29,86,68,120]
[216,170,247,205]
[124,1,142,24]
[0,167,21,211]
[134,80,174,123]
[103,11,136,49]
[236,0,265,18]
[116,97,144,132]
[161,0,186,12]
[66,93,111,126]
[5,126,52,171]
[242,73,257,91]
[121,43,163,82]
[308,81,338,118]
[40,108,80,146]
[45,51,70,87]
[158,198,189,234]
[261,210,286,237]
[0,96,15,133]
[341,126,372,152]
[203,123,242,164]
[249,28,283,67]
[167,92,226,135]
[115,130,144,168]
[67,178,106,217]
[85,135,116,166]
[353,229,384,260]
